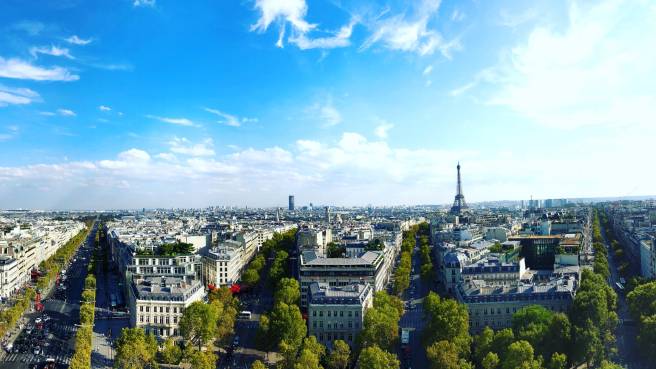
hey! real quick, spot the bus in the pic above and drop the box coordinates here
[238,311,252,320]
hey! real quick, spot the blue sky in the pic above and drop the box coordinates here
[0,0,655,209]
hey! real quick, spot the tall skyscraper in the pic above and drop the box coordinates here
[289,195,295,211]
[450,162,469,215]
[325,206,331,223]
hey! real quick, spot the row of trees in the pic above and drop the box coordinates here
[627,281,656,360]
[263,229,297,288]
[598,210,631,277]
[419,237,434,282]
[242,228,297,288]
[69,225,100,369]
[392,226,418,295]
[0,288,36,339]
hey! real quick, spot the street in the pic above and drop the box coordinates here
[600,220,643,369]
[0,222,97,369]
[398,237,430,369]
[90,228,129,369]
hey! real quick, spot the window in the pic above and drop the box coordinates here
[312,311,316,317]
[166,307,170,313]
[146,306,150,312]
[140,306,143,312]
[339,311,343,317]
[319,311,323,317]
[328,311,331,317]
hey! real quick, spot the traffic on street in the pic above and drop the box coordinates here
[0,221,97,369]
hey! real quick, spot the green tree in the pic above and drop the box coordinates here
[426,340,460,369]
[160,338,182,364]
[360,306,399,350]
[275,278,301,306]
[251,360,267,369]
[258,302,307,353]
[423,292,471,356]
[188,348,217,369]
[326,242,346,258]
[543,313,571,360]
[572,320,603,368]
[637,314,656,358]
[481,352,500,369]
[511,305,553,349]
[242,268,260,287]
[327,340,350,369]
[548,353,567,369]
[490,329,515,361]
[113,328,157,369]
[179,301,218,349]
[300,335,326,360]
[294,349,323,369]
[473,327,494,365]
[599,360,624,369]
[501,340,541,369]
[214,298,238,343]
[358,345,400,369]
[627,281,656,318]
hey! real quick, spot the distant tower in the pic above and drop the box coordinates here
[450,162,469,215]
[276,208,280,222]
[288,195,295,211]
[325,206,331,223]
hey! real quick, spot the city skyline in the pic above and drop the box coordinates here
[1,0,655,209]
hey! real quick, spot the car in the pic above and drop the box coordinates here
[35,318,42,324]
[232,336,240,346]
[33,346,41,355]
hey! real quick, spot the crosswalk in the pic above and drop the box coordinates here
[0,351,72,365]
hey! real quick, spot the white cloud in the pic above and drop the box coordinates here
[133,0,155,7]
[498,8,538,28]
[487,0,656,128]
[168,137,215,157]
[30,45,74,60]
[99,105,111,112]
[57,109,76,117]
[204,108,257,127]
[156,153,178,162]
[422,65,433,76]
[0,85,40,107]
[2,129,656,208]
[289,19,357,50]
[251,0,314,35]
[65,35,92,45]
[360,0,460,58]
[309,99,342,127]
[451,9,465,22]
[251,0,356,50]
[374,121,394,139]
[0,57,79,81]
[146,115,195,127]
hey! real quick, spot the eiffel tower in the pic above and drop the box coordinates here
[450,162,469,215]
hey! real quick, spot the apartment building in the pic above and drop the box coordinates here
[299,250,390,308]
[201,240,243,288]
[457,270,578,332]
[130,275,206,337]
[307,282,373,348]
[0,256,19,299]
